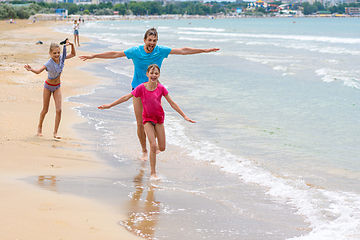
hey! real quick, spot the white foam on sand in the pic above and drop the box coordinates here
[164,115,360,240]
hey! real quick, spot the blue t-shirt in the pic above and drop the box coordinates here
[124,45,171,89]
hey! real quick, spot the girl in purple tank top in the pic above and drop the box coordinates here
[98,64,196,180]
[24,39,75,139]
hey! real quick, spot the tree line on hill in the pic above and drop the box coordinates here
[1,0,360,20]
[0,1,244,19]
[301,1,360,15]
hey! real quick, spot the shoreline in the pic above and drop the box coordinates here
[58,20,314,240]
[0,19,141,239]
[29,17,360,240]
[28,13,360,22]
[5,17,355,239]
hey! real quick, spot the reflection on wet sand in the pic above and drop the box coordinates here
[37,175,57,192]
[120,163,161,239]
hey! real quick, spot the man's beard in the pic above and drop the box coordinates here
[146,45,154,52]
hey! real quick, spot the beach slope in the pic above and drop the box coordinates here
[0,20,140,240]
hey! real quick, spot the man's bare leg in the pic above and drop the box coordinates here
[133,96,147,160]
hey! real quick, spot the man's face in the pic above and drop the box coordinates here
[144,35,158,53]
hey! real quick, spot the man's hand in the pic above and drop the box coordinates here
[79,55,94,61]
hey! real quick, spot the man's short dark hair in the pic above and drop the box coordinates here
[144,28,158,40]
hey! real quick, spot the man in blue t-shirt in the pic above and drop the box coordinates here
[124,44,172,90]
[80,28,219,160]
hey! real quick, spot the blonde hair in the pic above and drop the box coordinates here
[49,43,60,52]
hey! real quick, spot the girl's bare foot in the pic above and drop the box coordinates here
[37,127,43,137]
[156,145,161,154]
[53,133,61,139]
[141,152,148,161]
[150,173,159,180]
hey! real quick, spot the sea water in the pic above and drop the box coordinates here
[56,18,360,239]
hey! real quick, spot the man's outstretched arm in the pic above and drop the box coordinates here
[79,51,126,61]
[170,47,219,55]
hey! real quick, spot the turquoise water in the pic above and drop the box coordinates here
[58,18,360,239]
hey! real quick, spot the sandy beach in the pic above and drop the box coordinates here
[0,19,141,239]
[4,17,360,240]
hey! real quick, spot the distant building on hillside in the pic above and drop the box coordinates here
[73,0,100,4]
[345,7,360,14]
[55,8,68,17]
[97,0,128,3]
[247,0,268,9]
[280,0,293,3]
[316,10,331,16]
[308,0,326,4]
[7,2,31,6]
[163,0,181,5]
[35,0,58,3]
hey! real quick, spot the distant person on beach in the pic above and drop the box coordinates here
[24,40,76,139]
[73,20,80,47]
[98,64,196,179]
[80,27,219,160]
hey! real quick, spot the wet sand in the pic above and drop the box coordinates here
[0,19,141,239]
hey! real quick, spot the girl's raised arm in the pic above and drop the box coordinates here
[98,93,133,110]
[66,41,76,59]
[164,94,196,123]
[24,64,46,75]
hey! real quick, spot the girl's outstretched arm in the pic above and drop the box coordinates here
[164,94,196,123]
[24,64,46,74]
[98,93,133,110]
[66,41,76,59]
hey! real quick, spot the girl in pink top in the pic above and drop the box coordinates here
[98,64,196,179]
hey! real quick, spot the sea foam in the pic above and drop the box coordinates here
[164,115,360,240]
